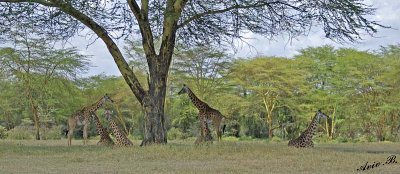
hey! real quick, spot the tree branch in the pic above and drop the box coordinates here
[141,0,149,17]
[0,0,54,6]
[127,0,156,57]
[177,1,277,28]
[158,0,187,68]
[1,0,146,103]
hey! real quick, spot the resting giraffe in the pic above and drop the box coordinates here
[104,109,133,146]
[288,110,329,148]
[67,94,113,146]
[178,84,226,144]
[92,113,114,146]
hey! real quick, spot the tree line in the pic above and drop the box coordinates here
[0,0,386,145]
[1,41,399,143]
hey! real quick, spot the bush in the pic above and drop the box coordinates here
[40,126,62,140]
[167,127,183,140]
[223,136,240,142]
[384,134,399,142]
[238,136,254,141]
[356,135,375,143]
[270,136,282,143]
[7,126,33,140]
[334,136,349,143]
[313,134,331,143]
[225,120,240,137]
[0,125,7,139]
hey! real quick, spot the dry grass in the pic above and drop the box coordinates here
[0,139,399,174]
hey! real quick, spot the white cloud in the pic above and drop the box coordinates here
[235,0,400,58]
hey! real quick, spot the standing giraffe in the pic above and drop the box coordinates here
[178,84,226,144]
[104,109,133,146]
[288,110,329,148]
[92,113,114,146]
[67,94,113,146]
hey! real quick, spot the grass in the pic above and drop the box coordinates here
[0,139,399,174]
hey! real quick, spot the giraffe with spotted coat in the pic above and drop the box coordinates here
[288,110,329,148]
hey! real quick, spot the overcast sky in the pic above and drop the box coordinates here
[70,0,399,76]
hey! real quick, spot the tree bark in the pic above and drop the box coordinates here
[27,91,40,140]
[140,55,169,146]
[263,94,277,138]
[32,104,40,140]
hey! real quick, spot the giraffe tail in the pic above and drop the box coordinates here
[65,129,69,137]
[221,117,226,134]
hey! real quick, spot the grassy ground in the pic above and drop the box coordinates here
[0,139,399,174]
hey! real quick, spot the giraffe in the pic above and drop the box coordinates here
[178,84,226,144]
[104,109,133,146]
[67,94,113,146]
[288,110,329,148]
[92,113,114,146]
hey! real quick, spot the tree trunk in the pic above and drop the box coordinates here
[28,96,40,140]
[267,114,273,138]
[140,56,168,146]
[26,87,40,140]
[263,96,276,138]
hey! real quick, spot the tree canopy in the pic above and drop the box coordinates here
[0,0,388,145]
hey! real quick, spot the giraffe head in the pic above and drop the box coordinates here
[316,110,329,121]
[178,84,189,95]
[103,93,114,103]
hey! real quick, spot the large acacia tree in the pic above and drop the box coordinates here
[0,0,385,145]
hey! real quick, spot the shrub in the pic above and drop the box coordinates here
[270,136,282,143]
[384,134,399,142]
[6,126,33,140]
[356,135,375,143]
[167,127,183,140]
[238,136,253,141]
[40,126,62,140]
[0,125,7,139]
[334,136,349,143]
[223,136,240,142]
[313,134,331,143]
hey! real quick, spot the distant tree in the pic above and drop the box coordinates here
[229,57,308,138]
[0,0,386,145]
[0,35,89,140]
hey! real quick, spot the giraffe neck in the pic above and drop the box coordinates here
[303,114,320,138]
[186,88,208,110]
[88,97,104,112]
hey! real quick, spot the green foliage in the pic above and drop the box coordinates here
[225,120,241,137]
[1,43,400,143]
[334,136,349,143]
[6,126,33,140]
[313,134,331,143]
[270,136,282,143]
[40,126,62,140]
[0,125,7,139]
[167,127,184,140]
[355,135,376,143]
[222,136,240,142]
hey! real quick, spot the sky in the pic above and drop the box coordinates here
[70,0,400,76]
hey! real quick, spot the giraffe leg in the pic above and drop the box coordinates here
[202,117,213,142]
[214,123,221,141]
[67,117,76,146]
[195,113,212,145]
[83,123,88,145]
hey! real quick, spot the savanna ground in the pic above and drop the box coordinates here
[0,138,399,174]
